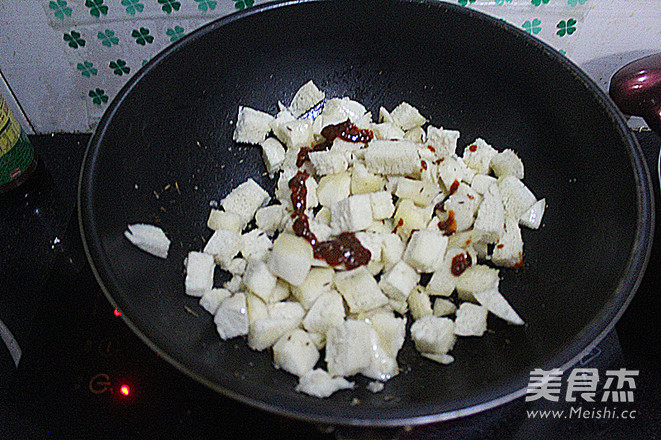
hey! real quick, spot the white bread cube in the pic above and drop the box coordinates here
[437,156,466,191]
[273,329,320,377]
[273,119,314,149]
[463,138,497,175]
[309,151,348,176]
[226,258,247,276]
[269,107,295,134]
[330,194,373,234]
[403,229,449,273]
[432,298,457,317]
[426,126,460,157]
[372,122,405,140]
[246,293,268,325]
[124,223,170,259]
[388,298,409,315]
[330,138,362,157]
[404,126,425,143]
[308,332,326,350]
[408,287,433,320]
[321,97,367,127]
[185,251,215,297]
[248,315,301,351]
[393,199,433,241]
[241,229,272,262]
[233,106,274,145]
[355,231,384,262]
[379,260,420,302]
[291,267,335,310]
[491,149,524,179]
[334,266,389,314]
[315,206,332,225]
[421,353,455,365]
[410,315,456,354]
[302,290,346,335]
[367,312,406,359]
[492,215,524,268]
[454,303,488,337]
[289,80,325,117]
[379,106,394,123]
[275,170,319,211]
[364,140,420,176]
[360,328,400,381]
[369,191,395,220]
[381,233,405,271]
[308,220,332,243]
[221,178,270,224]
[351,163,386,194]
[442,183,482,233]
[255,204,286,236]
[214,293,249,340]
[267,233,313,286]
[243,259,277,302]
[390,101,427,130]
[325,319,373,377]
[270,279,291,303]
[472,288,524,325]
[426,248,474,297]
[473,183,505,243]
[207,209,244,233]
[471,174,498,195]
[395,178,440,207]
[203,229,242,266]
[497,176,537,219]
[223,274,243,293]
[260,137,286,175]
[455,264,500,302]
[199,288,232,315]
[354,111,373,130]
[295,369,355,398]
[317,172,351,207]
[519,198,545,229]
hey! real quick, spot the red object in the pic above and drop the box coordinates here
[113,308,121,317]
[119,384,131,396]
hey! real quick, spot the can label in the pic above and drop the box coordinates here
[0,99,34,186]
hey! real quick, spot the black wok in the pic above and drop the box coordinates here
[78,0,654,427]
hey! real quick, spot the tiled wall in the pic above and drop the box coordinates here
[0,0,659,134]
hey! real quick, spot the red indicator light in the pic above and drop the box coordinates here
[113,308,121,317]
[119,384,131,396]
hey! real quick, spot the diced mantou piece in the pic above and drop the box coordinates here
[472,289,524,325]
[519,198,546,229]
[410,315,456,355]
[330,194,373,234]
[207,209,244,232]
[368,313,406,359]
[403,229,448,273]
[334,266,389,314]
[255,204,286,236]
[473,183,505,243]
[395,178,440,207]
[427,126,460,157]
[273,329,320,377]
[242,260,277,302]
[471,174,497,195]
[185,251,215,297]
[408,287,433,320]
[295,369,355,398]
[221,178,270,224]
[454,303,488,337]
[442,183,482,233]
[497,176,536,219]
[124,223,170,259]
[364,140,420,176]
[351,163,386,194]
[199,288,231,315]
[203,229,242,266]
[432,298,457,317]
[214,293,249,340]
[291,267,334,310]
[369,191,395,220]
[267,233,313,286]
[393,199,433,241]
[302,291,346,334]
[317,172,351,207]
[379,260,420,302]
[372,122,405,141]
[455,264,500,302]
[233,106,274,145]
[492,216,524,268]
[390,102,427,131]
[321,97,367,127]
[261,137,286,175]
[490,149,524,179]
[325,320,373,377]
[248,302,305,351]
[289,80,325,117]
[273,119,314,149]
[463,138,497,175]
[308,151,348,176]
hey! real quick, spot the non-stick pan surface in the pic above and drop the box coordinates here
[79,0,654,426]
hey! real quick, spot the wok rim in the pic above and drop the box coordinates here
[78,0,655,427]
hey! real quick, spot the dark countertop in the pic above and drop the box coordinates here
[0,132,659,439]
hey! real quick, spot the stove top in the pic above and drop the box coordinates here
[1,132,659,440]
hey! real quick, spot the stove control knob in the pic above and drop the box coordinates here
[89,373,111,394]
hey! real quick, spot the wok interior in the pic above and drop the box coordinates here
[83,0,644,424]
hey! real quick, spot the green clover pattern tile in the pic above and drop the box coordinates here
[121,0,144,15]
[98,29,119,47]
[132,27,154,45]
[531,0,549,6]
[568,0,587,6]
[158,0,181,14]
[85,0,109,18]
[89,88,109,105]
[195,0,217,12]
[458,0,476,5]
[166,26,185,42]
[110,59,130,76]
[557,18,577,36]
[63,30,85,48]
[49,0,72,20]
[233,0,254,10]
[522,18,542,35]
[495,0,513,5]
[77,61,98,77]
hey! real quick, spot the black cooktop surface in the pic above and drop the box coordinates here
[1,133,659,439]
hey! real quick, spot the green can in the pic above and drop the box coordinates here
[0,94,36,194]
